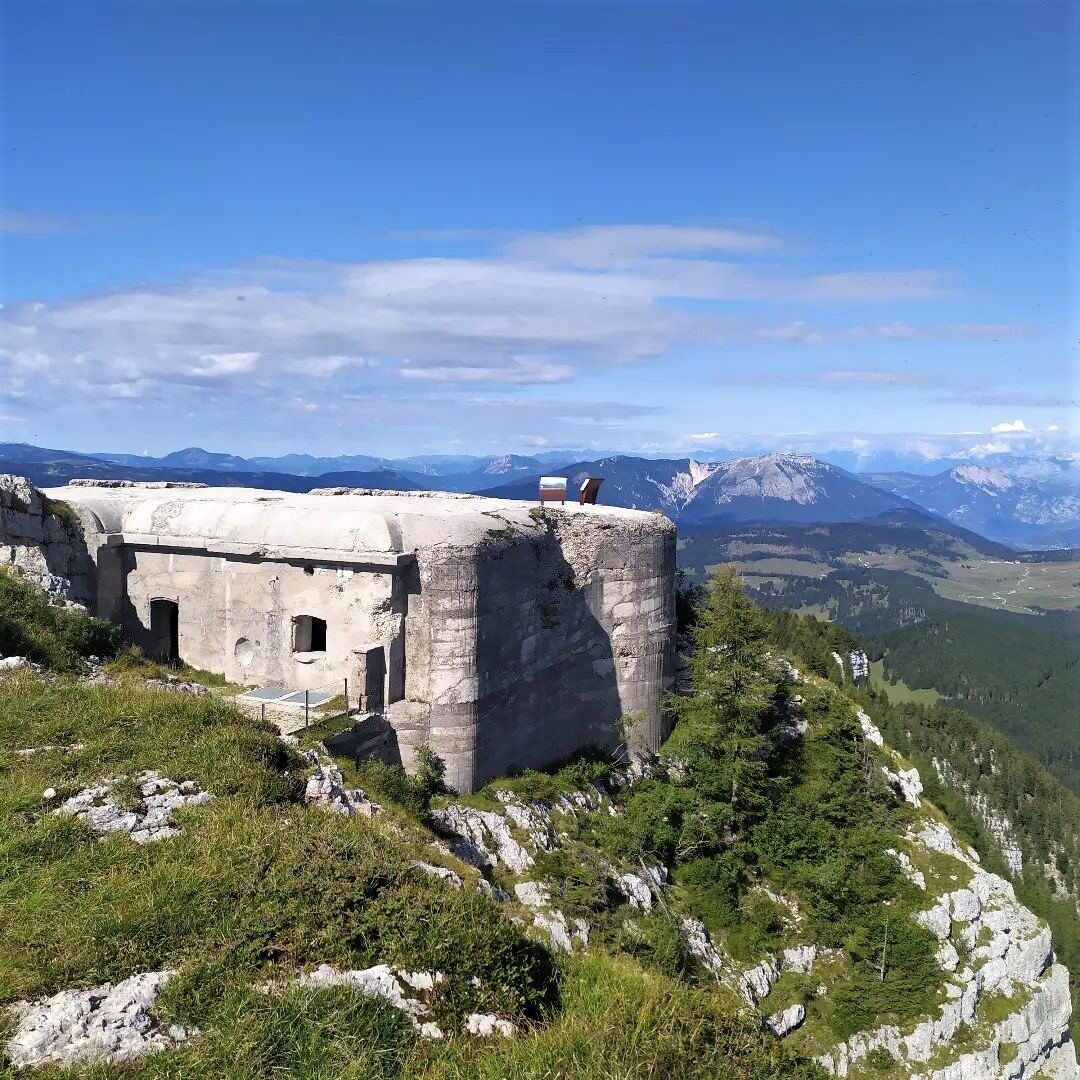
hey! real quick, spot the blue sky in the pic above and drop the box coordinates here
[0,0,1075,463]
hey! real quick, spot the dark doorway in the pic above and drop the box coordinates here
[149,598,179,663]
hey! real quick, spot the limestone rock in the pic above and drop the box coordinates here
[514,881,551,908]
[887,847,926,890]
[680,917,729,983]
[857,710,884,747]
[739,957,781,1004]
[612,864,667,911]
[465,1013,516,1037]
[273,963,450,1037]
[300,747,380,817]
[532,910,589,953]
[882,764,924,807]
[494,790,555,850]
[429,804,534,872]
[54,771,212,842]
[0,474,93,607]
[4,970,192,1069]
[781,944,818,975]
[475,877,511,903]
[410,860,463,889]
[766,1003,806,1038]
[819,802,1078,1078]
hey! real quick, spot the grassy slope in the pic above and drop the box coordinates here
[2,566,1049,1079]
[0,558,818,1080]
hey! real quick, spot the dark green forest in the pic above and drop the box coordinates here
[747,567,1080,794]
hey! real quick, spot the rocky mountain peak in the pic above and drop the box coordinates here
[951,464,1015,491]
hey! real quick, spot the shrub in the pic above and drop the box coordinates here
[0,568,120,670]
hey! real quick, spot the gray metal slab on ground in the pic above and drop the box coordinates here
[278,689,333,706]
[241,685,292,701]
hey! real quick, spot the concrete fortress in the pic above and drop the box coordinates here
[43,481,677,792]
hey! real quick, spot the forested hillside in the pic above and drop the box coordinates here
[763,604,1080,1044]
[746,567,1080,794]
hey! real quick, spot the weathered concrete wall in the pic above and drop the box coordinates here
[391,510,676,792]
[0,475,95,606]
[111,548,405,694]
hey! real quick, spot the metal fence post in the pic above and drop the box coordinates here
[261,702,266,727]
[304,689,309,730]
[344,677,349,716]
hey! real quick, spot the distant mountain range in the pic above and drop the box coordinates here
[479,452,923,526]
[866,463,1080,549]
[2,441,1077,549]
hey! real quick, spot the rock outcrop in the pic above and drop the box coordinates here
[816,818,1078,1079]
[0,474,93,606]
[4,971,193,1069]
[52,771,212,843]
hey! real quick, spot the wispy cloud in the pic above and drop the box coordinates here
[0,211,76,236]
[756,320,1027,346]
[0,222,963,402]
[714,368,949,388]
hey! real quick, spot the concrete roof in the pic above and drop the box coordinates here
[44,482,671,565]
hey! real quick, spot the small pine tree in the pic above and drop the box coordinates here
[669,566,777,830]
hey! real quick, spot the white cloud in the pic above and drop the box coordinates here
[505,224,783,263]
[990,419,1027,433]
[8,221,1017,460]
[953,440,1012,458]
[0,223,964,410]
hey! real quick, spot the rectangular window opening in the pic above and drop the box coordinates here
[293,615,327,653]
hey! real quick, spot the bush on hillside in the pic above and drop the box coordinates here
[0,567,120,670]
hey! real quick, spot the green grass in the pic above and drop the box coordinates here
[0,668,824,1077]
[926,559,1080,614]
[868,659,941,706]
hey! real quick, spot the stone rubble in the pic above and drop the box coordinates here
[465,1013,517,1038]
[264,964,519,1042]
[16,742,84,757]
[4,970,193,1069]
[53,771,212,843]
[298,746,380,817]
[146,676,211,696]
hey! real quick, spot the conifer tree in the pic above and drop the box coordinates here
[670,566,777,829]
